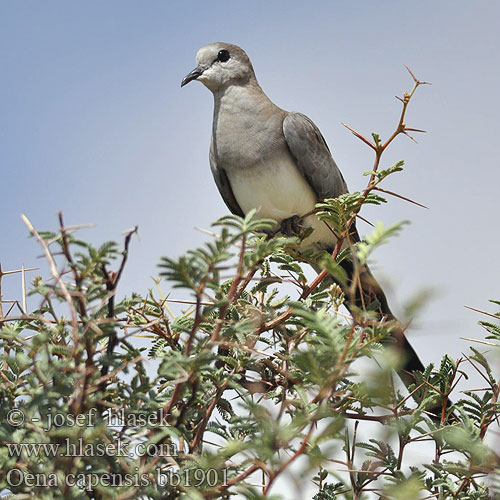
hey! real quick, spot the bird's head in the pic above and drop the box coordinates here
[181,43,256,92]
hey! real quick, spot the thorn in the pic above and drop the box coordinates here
[404,65,419,83]
[356,214,374,227]
[373,187,428,209]
[122,225,140,241]
[404,65,431,85]
[122,226,138,236]
[460,337,496,347]
[395,95,405,103]
[342,123,377,151]
[21,263,26,313]
[404,127,427,133]
[465,305,500,320]
[403,130,418,143]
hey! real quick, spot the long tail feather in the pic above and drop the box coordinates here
[321,251,450,421]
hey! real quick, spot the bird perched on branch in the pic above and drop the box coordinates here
[181,42,429,402]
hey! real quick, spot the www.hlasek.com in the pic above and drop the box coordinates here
[6,467,229,490]
[6,438,177,459]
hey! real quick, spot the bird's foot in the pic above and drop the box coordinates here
[262,215,304,239]
[279,215,303,237]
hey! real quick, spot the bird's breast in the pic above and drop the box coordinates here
[227,157,337,248]
[227,154,316,220]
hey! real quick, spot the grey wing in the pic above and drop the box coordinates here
[209,145,244,217]
[283,112,360,242]
[282,112,348,200]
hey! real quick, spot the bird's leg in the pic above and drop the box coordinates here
[279,215,303,237]
[261,223,281,240]
[261,215,305,240]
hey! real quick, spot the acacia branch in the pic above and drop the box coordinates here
[21,214,79,345]
[100,226,137,377]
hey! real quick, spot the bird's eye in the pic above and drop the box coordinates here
[217,49,230,62]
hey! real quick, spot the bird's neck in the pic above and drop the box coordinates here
[210,80,287,171]
[213,79,276,117]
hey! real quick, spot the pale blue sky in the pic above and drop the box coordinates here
[1,1,500,368]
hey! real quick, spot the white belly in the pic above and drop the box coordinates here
[227,157,337,248]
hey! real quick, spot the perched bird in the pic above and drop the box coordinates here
[181,42,427,394]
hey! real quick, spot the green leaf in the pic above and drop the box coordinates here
[357,220,408,265]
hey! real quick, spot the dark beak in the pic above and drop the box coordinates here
[181,67,204,87]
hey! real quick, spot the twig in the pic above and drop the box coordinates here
[100,226,138,377]
[263,421,315,495]
[210,235,247,343]
[21,214,79,339]
[190,379,230,451]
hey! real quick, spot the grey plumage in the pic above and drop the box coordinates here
[283,112,348,201]
[181,42,442,414]
[209,149,244,217]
